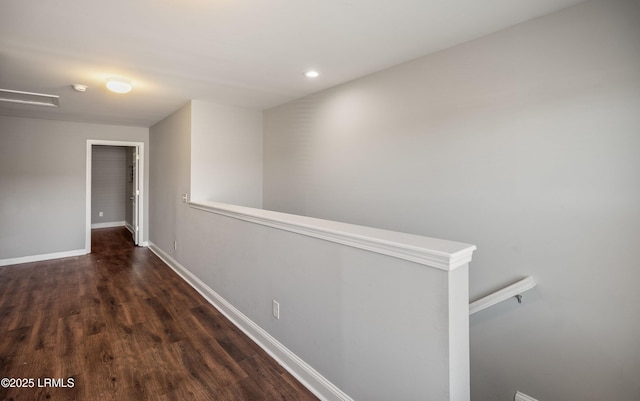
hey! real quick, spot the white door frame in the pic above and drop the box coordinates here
[86,140,145,253]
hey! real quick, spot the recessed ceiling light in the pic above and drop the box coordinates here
[106,78,132,94]
[305,70,320,78]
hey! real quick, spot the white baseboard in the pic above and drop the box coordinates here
[515,391,540,401]
[91,221,126,229]
[147,242,353,401]
[122,224,148,247]
[0,249,87,267]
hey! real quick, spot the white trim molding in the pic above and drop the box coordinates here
[0,249,87,267]
[91,221,126,229]
[515,391,540,401]
[189,200,476,271]
[148,242,354,401]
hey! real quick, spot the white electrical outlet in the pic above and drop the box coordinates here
[98,211,103,217]
[272,300,280,319]
[174,241,177,250]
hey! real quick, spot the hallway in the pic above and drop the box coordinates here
[0,227,317,401]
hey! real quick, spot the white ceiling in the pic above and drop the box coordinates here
[0,0,587,127]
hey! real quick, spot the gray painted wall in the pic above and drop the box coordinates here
[191,100,263,208]
[91,145,127,225]
[0,116,149,260]
[150,102,472,400]
[263,0,640,400]
[149,102,191,260]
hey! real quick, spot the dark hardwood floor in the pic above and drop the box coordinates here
[0,227,318,401]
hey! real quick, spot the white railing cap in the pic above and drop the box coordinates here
[190,200,476,271]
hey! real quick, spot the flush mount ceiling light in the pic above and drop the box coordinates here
[305,70,320,78]
[0,88,60,107]
[106,78,132,94]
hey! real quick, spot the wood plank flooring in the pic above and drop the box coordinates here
[0,227,318,401]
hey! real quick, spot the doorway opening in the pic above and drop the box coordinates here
[86,140,145,253]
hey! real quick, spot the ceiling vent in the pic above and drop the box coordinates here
[0,89,60,107]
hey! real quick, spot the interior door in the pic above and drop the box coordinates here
[132,147,140,245]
